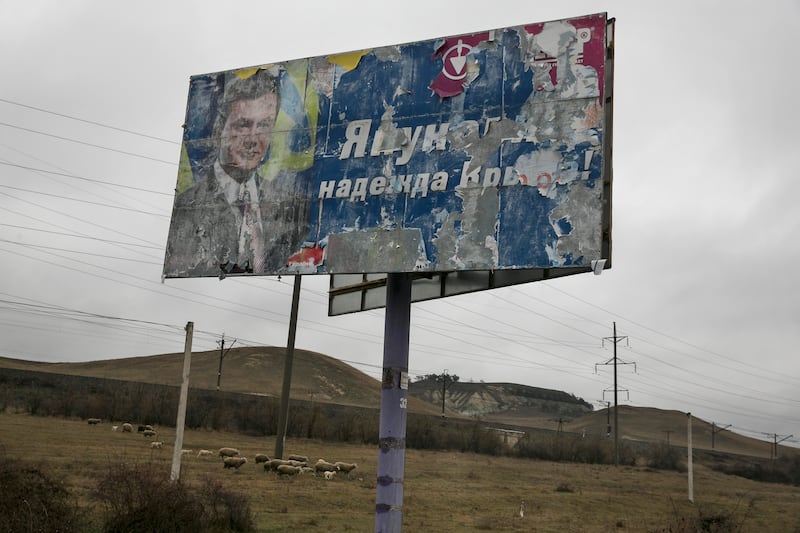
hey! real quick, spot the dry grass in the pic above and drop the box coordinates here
[1,411,799,532]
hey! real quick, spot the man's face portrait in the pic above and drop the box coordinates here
[219,92,279,179]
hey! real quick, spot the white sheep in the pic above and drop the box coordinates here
[111,425,119,432]
[276,464,301,477]
[287,454,308,462]
[314,459,337,474]
[218,447,240,458]
[142,429,157,438]
[181,449,193,456]
[150,441,164,449]
[121,423,133,433]
[254,454,270,464]
[323,470,336,480]
[197,449,214,458]
[223,456,248,470]
[334,462,358,477]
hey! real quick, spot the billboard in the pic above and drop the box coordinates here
[164,13,613,279]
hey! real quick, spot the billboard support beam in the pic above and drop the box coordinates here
[375,273,412,532]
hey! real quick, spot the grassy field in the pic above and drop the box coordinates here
[1,412,799,532]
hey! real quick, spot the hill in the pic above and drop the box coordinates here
[0,348,438,416]
[0,351,792,459]
[409,377,593,425]
[566,405,779,458]
[0,349,594,422]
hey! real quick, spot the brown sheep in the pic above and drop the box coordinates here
[334,461,358,477]
[223,456,248,470]
[276,464,301,477]
[218,447,240,458]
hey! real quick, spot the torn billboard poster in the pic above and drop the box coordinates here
[163,12,613,279]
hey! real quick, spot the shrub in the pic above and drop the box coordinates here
[94,462,254,532]
[709,455,800,486]
[0,455,84,533]
[646,443,686,472]
[555,482,575,493]
[198,477,255,532]
[512,433,635,466]
[659,500,753,532]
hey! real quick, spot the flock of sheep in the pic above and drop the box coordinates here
[91,418,358,480]
[215,447,358,480]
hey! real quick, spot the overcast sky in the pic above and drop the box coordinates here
[1,0,798,446]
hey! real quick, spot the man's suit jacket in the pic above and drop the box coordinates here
[164,164,311,278]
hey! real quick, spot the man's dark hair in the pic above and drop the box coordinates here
[221,69,281,116]
[211,69,282,149]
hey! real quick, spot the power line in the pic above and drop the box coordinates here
[0,183,169,217]
[0,239,162,265]
[1,192,162,248]
[542,282,800,387]
[0,223,162,249]
[0,161,173,195]
[0,97,179,144]
[0,121,176,165]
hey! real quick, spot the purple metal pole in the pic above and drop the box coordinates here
[375,273,412,533]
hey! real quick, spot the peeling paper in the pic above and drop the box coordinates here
[429,32,490,98]
[328,50,369,71]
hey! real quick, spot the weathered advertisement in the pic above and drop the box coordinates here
[164,13,612,278]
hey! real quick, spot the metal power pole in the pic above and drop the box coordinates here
[772,433,793,460]
[216,334,236,391]
[441,372,447,416]
[711,422,731,450]
[439,370,456,417]
[595,400,611,437]
[597,322,633,466]
[687,412,694,503]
